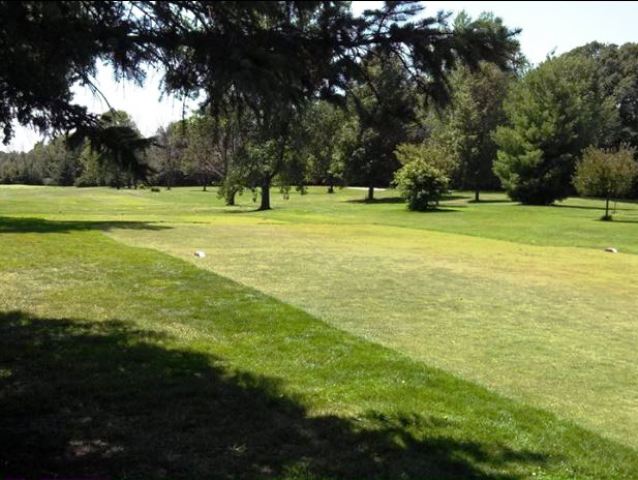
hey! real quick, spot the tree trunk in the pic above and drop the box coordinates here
[605,196,610,219]
[327,184,334,194]
[475,189,480,202]
[226,188,236,206]
[259,179,271,211]
[367,185,374,202]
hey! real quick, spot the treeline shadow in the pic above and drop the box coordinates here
[468,199,512,204]
[552,204,634,212]
[347,196,405,204]
[0,216,171,234]
[0,311,547,479]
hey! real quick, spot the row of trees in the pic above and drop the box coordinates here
[0,111,152,188]
[1,1,637,214]
[0,1,521,211]
[387,41,638,212]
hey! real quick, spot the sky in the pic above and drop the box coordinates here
[3,1,638,152]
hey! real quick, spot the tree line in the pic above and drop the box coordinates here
[1,3,636,214]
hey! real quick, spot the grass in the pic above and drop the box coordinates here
[1,185,637,478]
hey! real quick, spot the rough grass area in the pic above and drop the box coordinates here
[1,220,638,479]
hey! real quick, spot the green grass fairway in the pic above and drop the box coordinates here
[1,185,638,478]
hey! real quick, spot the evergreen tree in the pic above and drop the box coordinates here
[494,55,614,204]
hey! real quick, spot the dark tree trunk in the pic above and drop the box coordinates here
[327,184,334,194]
[226,188,236,206]
[475,189,480,202]
[367,185,374,202]
[605,196,610,219]
[259,179,271,211]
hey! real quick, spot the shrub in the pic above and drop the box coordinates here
[573,146,638,220]
[393,160,449,211]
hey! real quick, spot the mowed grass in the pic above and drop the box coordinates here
[8,185,631,447]
[2,213,638,478]
[0,185,637,475]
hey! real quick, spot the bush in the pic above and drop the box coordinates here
[393,160,449,211]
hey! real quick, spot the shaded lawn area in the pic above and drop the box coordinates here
[1,221,637,479]
[0,215,171,234]
[1,312,545,480]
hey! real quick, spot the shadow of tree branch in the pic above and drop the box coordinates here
[0,310,551,479]
[0,216,171,234]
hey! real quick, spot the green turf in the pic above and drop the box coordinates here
[1,185,637,478]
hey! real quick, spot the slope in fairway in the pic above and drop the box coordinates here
[1,215,638,478]
[2,186,638,451]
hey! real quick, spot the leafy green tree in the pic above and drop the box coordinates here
[345,54,419,201]
[44,136,79,186]
[573,146,638,220]
[567,42,638,149]
[494,55,614,204]
[442,63,512,201]
[300,101,348,193]
[231,110,308,210]
[394,160,449,211]
[69,110,153,188]
[150,123,186,190]
[216,108,256,206]
[74,141,103,187]
[181,115,219,191]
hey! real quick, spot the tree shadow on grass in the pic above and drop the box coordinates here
[442,194,473,202]
[0,310,547,480]
[346,196,406,204]
[552,204,635,212]
[0,216,171,234]
[406,207,462,213]
[467,199,513,204]
[600,218,638,224]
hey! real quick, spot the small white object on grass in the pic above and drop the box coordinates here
[194,250,206,258]
[605,247,618,253]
